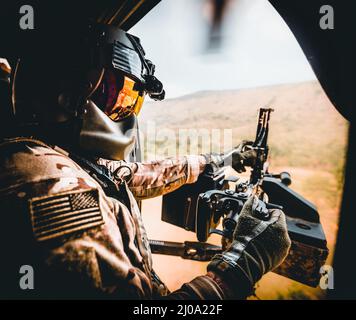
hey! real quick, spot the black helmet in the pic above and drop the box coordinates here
[7,1,164,160]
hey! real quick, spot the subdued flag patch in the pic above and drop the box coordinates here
[29,189,104,242]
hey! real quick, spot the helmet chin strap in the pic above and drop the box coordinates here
[128,120,142,162]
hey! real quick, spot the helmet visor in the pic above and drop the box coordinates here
[91,69,145,122]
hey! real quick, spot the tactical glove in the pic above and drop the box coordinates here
[207,196,291,299]
[203,140,257,173]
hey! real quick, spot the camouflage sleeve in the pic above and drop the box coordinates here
[166,272,238,300]
[97,155,207,200]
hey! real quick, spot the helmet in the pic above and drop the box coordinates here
[6,0,164,160]
[12,22,165,160]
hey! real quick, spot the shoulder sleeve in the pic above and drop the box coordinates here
[0,139,106,242]
[0,139,154,298]
[0,139,98,193]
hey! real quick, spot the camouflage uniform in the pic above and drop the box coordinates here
[0,137,226,299]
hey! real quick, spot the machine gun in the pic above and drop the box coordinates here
[195,109,282,245]
[150,108,329,287]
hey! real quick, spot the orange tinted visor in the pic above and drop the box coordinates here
[91,69,145,122]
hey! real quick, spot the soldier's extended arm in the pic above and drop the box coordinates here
[97,142,259,200]
[97,155,206,199]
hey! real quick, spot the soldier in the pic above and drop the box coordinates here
[0,7,290,299]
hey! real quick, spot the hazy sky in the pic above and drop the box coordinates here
[132,0,316,99]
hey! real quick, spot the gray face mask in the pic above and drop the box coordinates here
[79,100,137,160]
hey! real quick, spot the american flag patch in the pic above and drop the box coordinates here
[29,189,104,242]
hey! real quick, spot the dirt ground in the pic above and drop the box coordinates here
[139,81,348,299]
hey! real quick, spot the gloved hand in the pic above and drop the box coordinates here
[203,140,258,173]
[207,196,291,299]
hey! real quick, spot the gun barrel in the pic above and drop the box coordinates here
[254,108,273,148]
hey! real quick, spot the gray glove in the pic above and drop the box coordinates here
[207,196,291,299]
[203,140,257,173]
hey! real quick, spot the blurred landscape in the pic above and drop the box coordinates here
[139,80,348,299]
